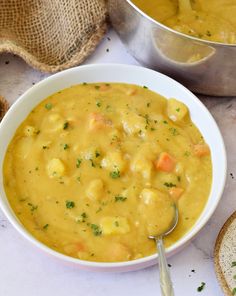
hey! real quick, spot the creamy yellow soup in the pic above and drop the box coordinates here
[132,0,236,44]
[3,83,212,262]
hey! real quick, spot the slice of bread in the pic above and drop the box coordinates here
[214,211,236,296]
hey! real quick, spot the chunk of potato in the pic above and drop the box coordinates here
[47,113,65,132]
[101,151,126,173]
[121,113,146,135]
[81,146,101,160]
[100,216,130,235]
[86,179,104,201]
[169,187,184,201]
[47,158,65,178]
[131,156,153,180]
[131,143,161,180]
[167,98,188,122]
[140,188,167,205]
[88,112,112,131]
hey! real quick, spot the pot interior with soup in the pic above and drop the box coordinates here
[3,83,212,262]
[132,0,236,44]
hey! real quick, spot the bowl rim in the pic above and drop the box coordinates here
[0,63,227,270]
[124,0,236,47]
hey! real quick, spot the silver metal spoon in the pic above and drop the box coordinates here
[149,205,179,296]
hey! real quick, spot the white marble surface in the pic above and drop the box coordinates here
[0,29,235,296]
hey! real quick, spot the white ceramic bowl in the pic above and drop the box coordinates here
[0,64,227,272]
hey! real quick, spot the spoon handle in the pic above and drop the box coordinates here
[156,237,175,296]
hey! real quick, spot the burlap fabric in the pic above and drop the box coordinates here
[0,0,107,72]
[0,96,9,122]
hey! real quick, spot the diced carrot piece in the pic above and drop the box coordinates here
[126,88,137,96]
[169,187,184,201]
[89,112,112,130]
[99,84,110,91]
[193,144,210,157]
[155,152,176,172]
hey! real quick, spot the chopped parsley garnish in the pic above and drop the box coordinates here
[110,170,120,179]
[163,120,168,124]
[96,207,102,213]
[42,146,48,149]
[76,176,81,182]
[83,82,87,85]
[147,102,151,107]
[89,159,96,167]
[43,224,49,229]
[66,200,75,209]
[206,30,212,37]
[115,195,127,202]
[114,221,119,227]
[90,224,102,236]
[138,130,143,135]
[197,282,206,292]
[95,85,100,90]
[45,103,52,110]
[232,262,236,267]
[143,85,148,89]
[169,127,179,136]
[96,101,101,107]
[184,151,190,157]
[63,121,69,130]
[144,114,150,125]
[150,127,156,131]
[63,144,69,150]
[27,203,38,212]
[95,151,100,158]
[76,212,87,223]
[81,212,87,219]
[164,182,176,188]
[176,108,180,112]
[177,176,181,182]
[76,158,82,168]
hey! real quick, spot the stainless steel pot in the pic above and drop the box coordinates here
[108,0,236,96]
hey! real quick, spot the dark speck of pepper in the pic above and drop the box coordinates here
[197,282,206,292]
[0,219,7,228]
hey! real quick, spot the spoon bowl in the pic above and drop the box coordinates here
[148,204,179,239]
[149,204,179,296]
